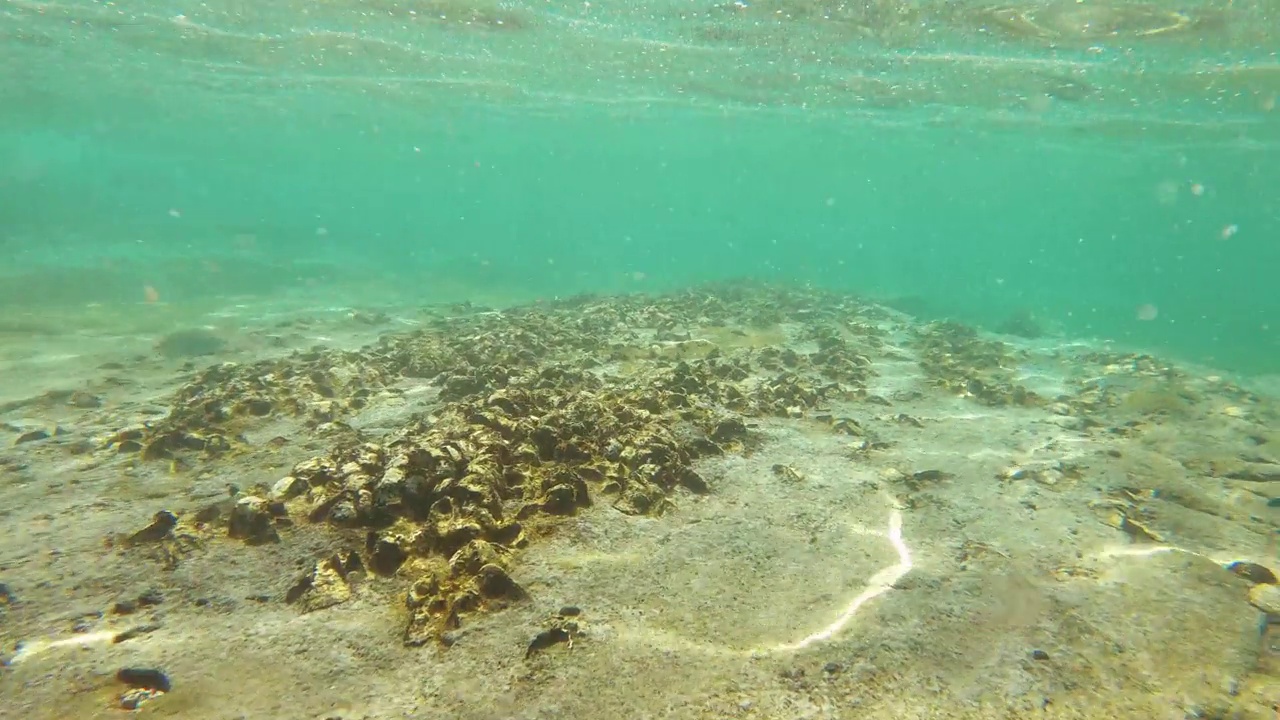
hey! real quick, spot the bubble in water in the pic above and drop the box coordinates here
[1155,180,1179,206]
[1136,304,1158,321]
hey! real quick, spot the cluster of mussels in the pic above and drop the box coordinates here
[912,321,1042,407]
[284,361,769,644]
[120,285,887,643]
[116,284,1272,644]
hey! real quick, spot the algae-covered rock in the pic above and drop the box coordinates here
[156,328,226,359]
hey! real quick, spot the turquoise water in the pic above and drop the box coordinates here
[2,0,1279,372]
[7,3,1280,716]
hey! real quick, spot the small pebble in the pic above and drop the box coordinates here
[117,667,171,692]
[1030,649,1050,661]
[1228,561,1277,585]
[113,624,161,644]
[120,688,163,710]
[15,429,50,444]
[1248,584,1280,614]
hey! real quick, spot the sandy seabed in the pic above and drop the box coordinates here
[1,282,1279,720]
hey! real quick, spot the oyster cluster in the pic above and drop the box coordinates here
[117,284,886,642]
[105,282,1276,647]
[913,321,1041,407]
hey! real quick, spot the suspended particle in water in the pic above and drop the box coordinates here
[1025,93,1053,115]
[168,208,182,218]
[143,285,161,304]
[1155,180,1179,206]
[1136,304,1158,321]
[1220,224,1239,240]
[1190,183,1205,197]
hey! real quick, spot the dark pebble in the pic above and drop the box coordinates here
[117,667,171,692]
[558,605,582,617]
[822,661,842,674]
[112,600,138,615]
[1031,649,1050,661]
[1228,561,1278,585]
[137,589,163,607]
[113,624,161,644]
[15,429,50,444]
[1268,497,1280,508]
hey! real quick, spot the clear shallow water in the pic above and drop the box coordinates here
[1,0,1278,368]
[3,5,1280,710]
